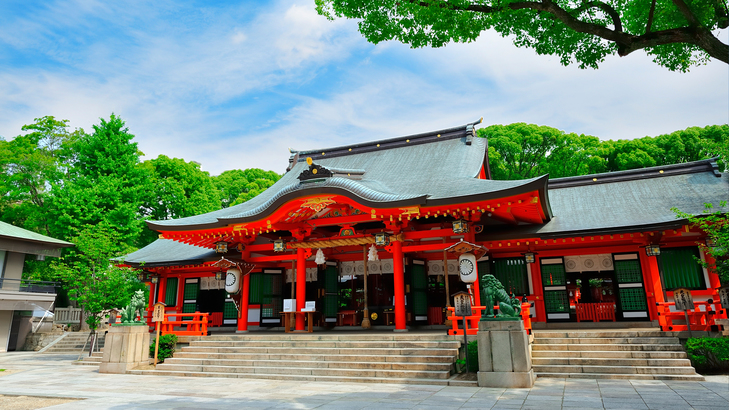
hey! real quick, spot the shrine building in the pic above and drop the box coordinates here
[123,120,728,333]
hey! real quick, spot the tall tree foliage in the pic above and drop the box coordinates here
[47,114,150,248]
[316,0,729,71]
[674,202,729,286]
[213,169,281,208]
[0,116,81,234]
[481,123,729,180]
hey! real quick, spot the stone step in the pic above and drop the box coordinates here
[533,337,678,345]
[532,357,692,367]
[151,364,451,379]
[533,364,698,375]
[180,346,459,356]
[531,343,683,352]
[533,330,666,338]
[184,334,457,342]
[536,372,705,381]
[188,340,460,349]
[531,350,688,359]
[162,357,453,371]
[128,369,452,385]
[173,351,455,363]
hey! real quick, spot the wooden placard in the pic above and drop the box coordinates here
[719,286,729,309]
[673,288,694,311]
[453,292,472,317]
[152,302,166,322]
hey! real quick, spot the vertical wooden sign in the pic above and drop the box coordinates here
[152,302,166,367]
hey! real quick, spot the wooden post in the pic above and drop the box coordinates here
[443,247,452,327]
[152,302,165,368]
[392,239,406,331]
[238,271,251,332]
[361,245,371,329]
[296,248,306,331]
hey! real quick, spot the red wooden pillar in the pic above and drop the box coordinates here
[640,251,665,325]
[531,258,547,323]
[238,272,251,332]
[465,231,480,329]
[157,277,167,305]
[392,239,407,331]
[176,275,184,310]
[147,281,156,326]
[703,250,721,289]
[296,247,306,331]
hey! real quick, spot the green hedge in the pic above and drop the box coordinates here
[685,337,729,373]
[150,334,178,363]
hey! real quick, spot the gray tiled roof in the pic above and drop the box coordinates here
[122,239,215,267]
[148,121,547,231]
[477,158,729,240]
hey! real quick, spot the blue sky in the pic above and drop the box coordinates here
[1,0,727,175]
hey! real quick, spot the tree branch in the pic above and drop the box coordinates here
[571,1,623,32]
[402,0,729,64]
[671,0,701,26]
[646,0,657,34]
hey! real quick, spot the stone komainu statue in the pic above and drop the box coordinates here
[121,290,146,324]
[480,274,522,318]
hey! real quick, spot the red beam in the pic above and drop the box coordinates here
[403,228,456,240]
[401,242,456,253]
[248,254,297,263]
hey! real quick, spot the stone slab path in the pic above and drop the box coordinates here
[0,352,726,409]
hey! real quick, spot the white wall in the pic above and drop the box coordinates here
[0,310,12,352]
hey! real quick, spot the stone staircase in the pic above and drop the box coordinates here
[531,329,704,381]
[129,333,461,385]
[42,332,105,355]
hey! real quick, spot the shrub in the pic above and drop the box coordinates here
[150,334,178,363]
[685,337,729,373]
[455,340,479,372]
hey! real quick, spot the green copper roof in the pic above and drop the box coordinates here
[0,221,74,247]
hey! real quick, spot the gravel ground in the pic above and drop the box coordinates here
[0,395,80,410]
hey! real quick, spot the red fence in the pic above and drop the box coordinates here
[656,300,727,332]
[576,303,616,322]
[447,303,532,335]
[159,312,209,336]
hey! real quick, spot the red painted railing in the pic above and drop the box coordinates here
[447,303,532,335]
[576,303,616,322]
[656,300,727,332]
[160,312,209,336]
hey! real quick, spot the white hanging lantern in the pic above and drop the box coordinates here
[368,244,379,261]
[225,267,241,294]
[458,252,478,283]
[315,248,326,265]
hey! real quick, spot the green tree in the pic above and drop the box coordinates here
[0,116,81,233]
[46,114,151,248]
[42,224,146,330]
[139,155,221,245]
[213,169,281,208]
[673,202,729,286]
[316,0,729,71]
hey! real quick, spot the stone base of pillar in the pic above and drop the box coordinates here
[393,328,409,333]
[478,370,536,388]
[99,325,150,374]
[235,330,250,333]
[477,319,535,388]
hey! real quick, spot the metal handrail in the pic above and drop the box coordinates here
[0,278,59,294]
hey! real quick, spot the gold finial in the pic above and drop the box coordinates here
[479,117,483,123]
[312,168,318,174]
[306,157,313,165]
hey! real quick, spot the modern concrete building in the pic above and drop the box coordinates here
[0,221,73,351]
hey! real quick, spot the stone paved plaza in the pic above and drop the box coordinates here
[0,352,727,409]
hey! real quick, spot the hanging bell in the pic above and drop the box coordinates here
[315,248,326,265]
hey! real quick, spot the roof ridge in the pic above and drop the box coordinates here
[289,119,482,165]
[548,158,720,189]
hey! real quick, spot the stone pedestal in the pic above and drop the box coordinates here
[477,320,535,388]
[99,325,150,373]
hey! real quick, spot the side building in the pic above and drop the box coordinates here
[0,221,73,351]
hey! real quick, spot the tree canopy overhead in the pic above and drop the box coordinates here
[316,0,729,71]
